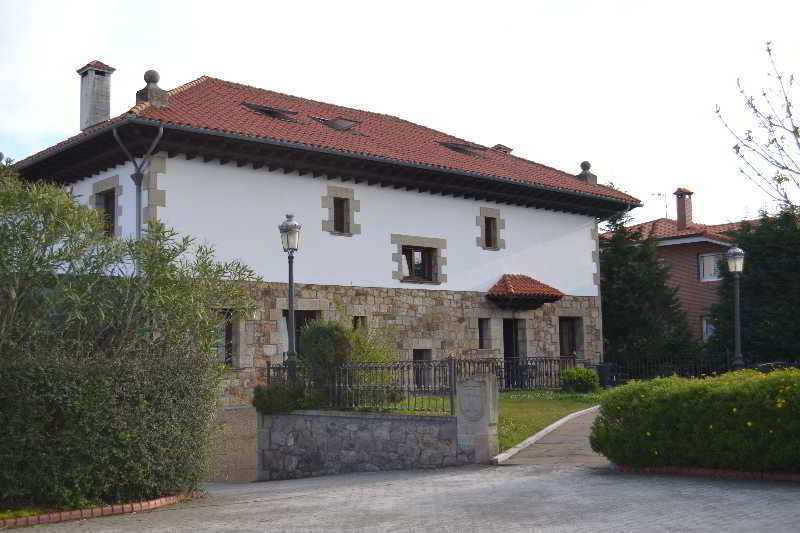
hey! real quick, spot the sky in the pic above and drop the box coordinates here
[1,0,799,225]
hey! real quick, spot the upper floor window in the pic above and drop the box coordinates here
[96,189,116,236]
[402,246,436,282]
[484,217,498,248]
[699,253,724,282]
[90,175,121,238]
[391,234,447,284]
[333,197,350,234]
[322,185,361,236]
[476,207,505,250]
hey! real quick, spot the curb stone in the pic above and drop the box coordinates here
[0,491,201,529]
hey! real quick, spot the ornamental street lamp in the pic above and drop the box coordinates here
[726,246,746,370]
[278,214,302,367]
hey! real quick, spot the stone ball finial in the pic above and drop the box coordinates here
[144,70,160,84]
[580,161,591,171]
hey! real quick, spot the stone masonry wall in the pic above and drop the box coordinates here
[222,282,602,407]
[257,411,473,481]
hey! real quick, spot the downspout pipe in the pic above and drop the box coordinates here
[112,126,163,240]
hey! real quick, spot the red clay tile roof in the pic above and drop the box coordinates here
[16,76,638,205]
[77,60,115,73]
[600,217,759,243]
[487,274,565,298]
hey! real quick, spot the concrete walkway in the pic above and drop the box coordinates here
[503,409,608,468]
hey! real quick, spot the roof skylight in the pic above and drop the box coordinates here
[439,142,488,157]
[311,116,362,134]
[242,102,298,122]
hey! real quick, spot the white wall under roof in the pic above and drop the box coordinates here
[150,155,599,296]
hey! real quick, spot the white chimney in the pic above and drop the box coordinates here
[77,60,115,131]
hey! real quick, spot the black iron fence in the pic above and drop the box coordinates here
[266,356,577,414]
[595,354,732,387]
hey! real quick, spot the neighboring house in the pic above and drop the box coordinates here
[606,188,747,341]
[15,60,639,405]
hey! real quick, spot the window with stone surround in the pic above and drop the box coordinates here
[352,316,367,330]
[96,189,116,236]
[88,175,122,238]
[391,234,447,284]
[322,185,360,236]
[476,207,505,250]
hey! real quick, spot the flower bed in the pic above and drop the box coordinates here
[590,369,800,472]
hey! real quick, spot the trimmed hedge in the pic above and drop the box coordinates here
[561,367,599,393]
[590,369,800,472]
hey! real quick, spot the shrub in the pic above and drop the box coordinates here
[252,383,308,413]
[298,320,352,383]
[561,367,599,393]
[0,174,258,508]
[590,369,800,472]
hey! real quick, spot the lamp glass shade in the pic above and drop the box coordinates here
[726,246,745,273]
[278,214,302,252]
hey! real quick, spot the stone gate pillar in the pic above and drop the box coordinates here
[456,375,499,463]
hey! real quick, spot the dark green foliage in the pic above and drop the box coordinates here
[600,213,701,364]
[0,172,258,508]
[590,370,800,472]
[298,319,352,382]
[561,368,599,393]
[252,383,308,413]
[707,210,800,364]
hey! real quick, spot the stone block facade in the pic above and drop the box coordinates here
[221,281,602,407]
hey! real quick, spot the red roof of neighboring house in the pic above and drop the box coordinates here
[487,274,565,298]
[16,76,638,205]
[600,217,757,243]
[77,60,115,73]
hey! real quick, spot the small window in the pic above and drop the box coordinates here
[484,217,498,249]
[353,316,367,330]
[333,197,350,234]
[478,318,491,349]
[96,189,115,236]
[402,246,436,282]
[217,310,234,365]
[699,253,724,282]
[702,317,715,341]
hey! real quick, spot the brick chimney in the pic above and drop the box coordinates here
[77,60,115,131]
[674,188,694,230]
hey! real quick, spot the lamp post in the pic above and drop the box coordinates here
[278,214,302,368]
[726,246,746,370]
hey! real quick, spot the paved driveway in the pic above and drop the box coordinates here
[33,463,800,532]
[31,411,800,532]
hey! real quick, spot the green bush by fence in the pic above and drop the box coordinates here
[0,173,257,508]
[590,369,800,472]
[561,367,599,393]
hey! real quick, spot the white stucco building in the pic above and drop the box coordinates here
[16,61,639,405]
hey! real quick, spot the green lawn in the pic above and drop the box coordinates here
[498,390,602,452]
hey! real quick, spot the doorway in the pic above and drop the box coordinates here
[502,319,526,388]
[558,317,582,358]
